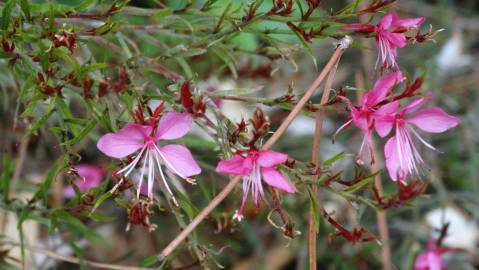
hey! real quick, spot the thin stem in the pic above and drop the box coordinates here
[0,136,29,232]
[308,55,342,269]
[4,242,155,270]
[159,36,352,259]
[355,69,393,270]
[370,142,393,270]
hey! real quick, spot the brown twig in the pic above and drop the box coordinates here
[159,36,352,259]
[371,148,393,270]
[5,242,155,270]
[308,52,342,269]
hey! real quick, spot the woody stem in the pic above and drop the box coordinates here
[308,52,342,269]
[158,36,352,260]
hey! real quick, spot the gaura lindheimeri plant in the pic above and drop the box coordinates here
[64,165,104,198]
[216,149,296,221]
[97,111,201,199]
[336,71,404,165]
[375,94,460,181]
[414,241,447,270]
[342,12,425,69]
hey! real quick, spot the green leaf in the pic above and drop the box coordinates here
[88,211,115,222]
[33,158,63,203]
[52,209,103,242]
[152,8,172,18]
[0,154,14,202]
[322,152,353,168]
[213,0,233,33]
[64,118,97,146]
[26,100,56,137]
[211,46,238,78]
[0,51,10,58]
[291,30,317,68]
[343,172,378,193]
[52,48,80,72]
[74,0,96,11]
[114,197,130,209]
[17,207,29,263]
[19,0,31,21]
[1,0,15,30]
[139,255,158,267]
[173,48,207,58]
[70,241,85,269]
[89,192,112,216]
[211,86,263,96]
[182,137,217,150]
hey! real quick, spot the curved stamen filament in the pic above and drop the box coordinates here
[117,146,147,177]
[136,148,149,199]
[152,149,176,204]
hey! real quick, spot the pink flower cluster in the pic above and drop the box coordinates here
[95,111,295,220]
[339,71,459,182]
[342,12,425,69]
[85,11,459,222]
[339,12,460,182]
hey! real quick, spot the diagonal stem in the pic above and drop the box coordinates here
[159,36,352,259]
[308,53,342,269]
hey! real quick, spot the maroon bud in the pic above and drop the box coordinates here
[128,201,156,231]
[180,81,194,114]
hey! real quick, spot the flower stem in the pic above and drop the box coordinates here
[158,36,352,259]
[308,51,342,269]
[355,69,393,270]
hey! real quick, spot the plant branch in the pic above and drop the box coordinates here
[4,242,155,270]
[308,52,342,269]
[159,36,352,260]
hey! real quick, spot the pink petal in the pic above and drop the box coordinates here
[384,136,405,181]
[261,167,295,193]
[374,101,400,137]
[216,154,252,176]
[362,71,404,107]
[97,123,151,158]
[383,32,407,48]
[414,253,429,270]
[351,107,369,132]
[415,251,444,270]
[407,107,460,133]
[376,100,400,115]
[156,112,193,140]
[157,144,201,178]
[64,165,103,198]
[378,12,394,29]
[257,150,288,167]
[392,17,425,29]
[401,93,431,114]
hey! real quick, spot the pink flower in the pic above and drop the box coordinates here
[414,241,447,270]
[337,72,404,164]
[343,12,424,69]
[216,150,295,221]
[64,165,104,198]
[377,95,460,181]
[97,111,201,199]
